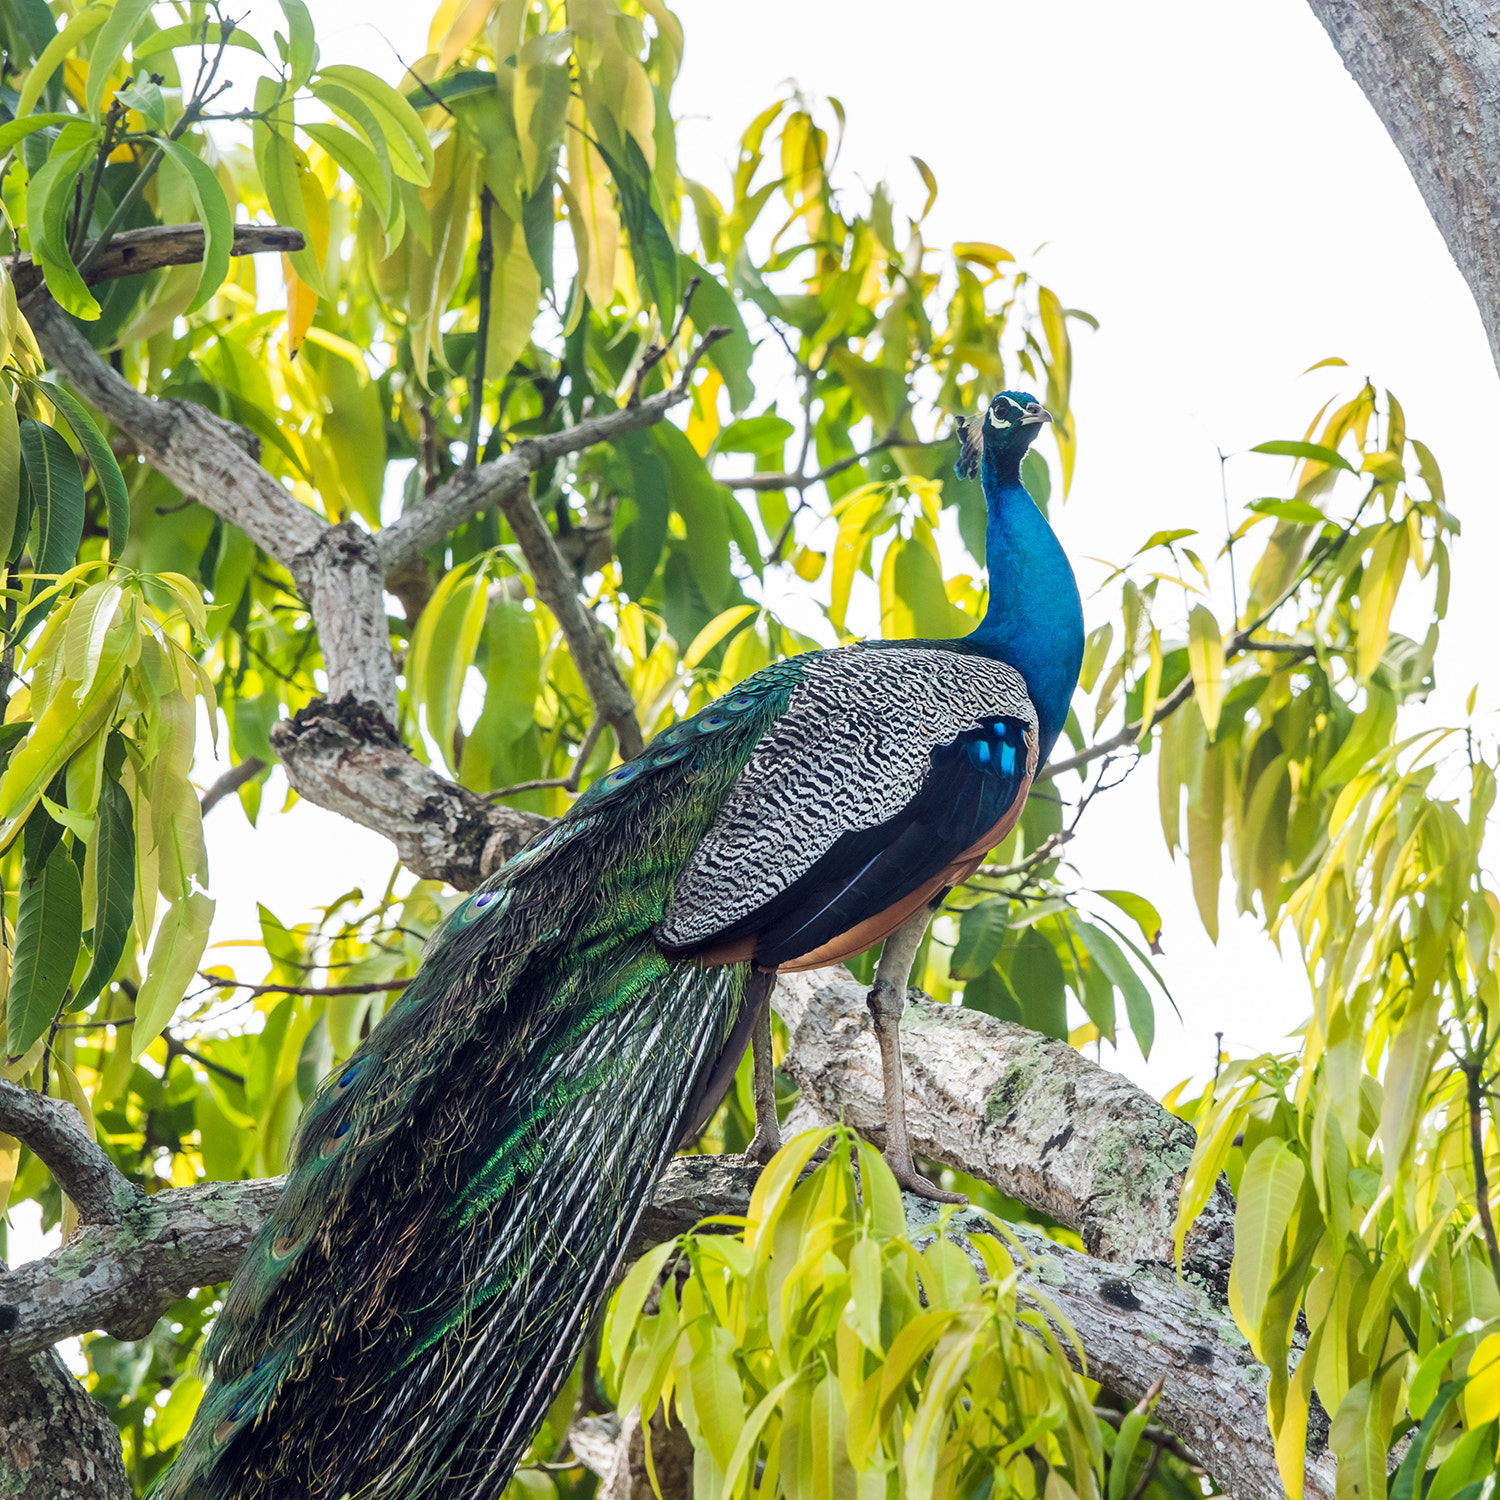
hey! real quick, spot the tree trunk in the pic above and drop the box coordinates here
[0,1350,131,1500]
[1305,0,1500,375]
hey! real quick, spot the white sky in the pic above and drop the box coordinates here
[15,0,1500,1266]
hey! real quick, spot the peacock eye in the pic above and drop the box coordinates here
[473,890,500,909]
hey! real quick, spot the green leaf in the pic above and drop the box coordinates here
[594,135,678,316]
[85,0,155,119]
[314,65,434,185]
[1229,1138,1305,1344]
[27,380,128,554]
[0,114,78,156]
[472,596,540,749]
[0,395,19,569]
[612,429,671,598]
[1250,439,1355,473]
[19,420,85,576]
[302,119,392,226]
[254,117,327,299]
[23,132,101,320]
[277,0,318,92]
[1021,448,1050,512]
[950,898,1009,980]
[1095,890,1162,953]
[1187,604,1223,737]
[1247,497,1327,526]
[156,140,234,313]
[408,563,489,773]
[1078,622,1112,694]
[70,771,135,1012]
[131,21,267,59]
[1075,920,1154,1058]
[678,256,754,412]
[132,892,215,1058]
[14,9,109,121]
[7,842,82,1056]
[1392,1381,1465,1500]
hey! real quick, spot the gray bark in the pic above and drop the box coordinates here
[1306,0,1500,375]
[0,1351,130,1500]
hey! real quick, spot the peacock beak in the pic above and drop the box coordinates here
[1020,404,1053,426]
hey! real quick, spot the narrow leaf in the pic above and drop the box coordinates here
[6,843,82,1057]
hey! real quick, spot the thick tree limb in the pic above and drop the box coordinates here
[28,301,327,572]
[268,695,549,888]
[0,1081,137,1228]
[771,972,1236,1290]
[8,223,305,299]
[1305,0,1500,377]
[0,1177,285,1361]
[302,522,399,721]
[0,1350,131,1500]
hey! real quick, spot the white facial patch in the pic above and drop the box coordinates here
[987,408,1013,430]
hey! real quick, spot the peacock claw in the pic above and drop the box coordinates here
[746,1126,782,1166]
[884,1152,968,1205]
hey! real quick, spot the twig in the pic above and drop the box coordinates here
[196,973,412,1000]
[1463,1047,1500,1299]
[164,1035,245,1086]
[486,716,606,799]
[70,96,127,261]
[629,276,702,406]
[732,432,929,494]
[200,756,267,816]
[466,188,495,473]
[0,1077,138,1227]
[1091,1406,1199,1468]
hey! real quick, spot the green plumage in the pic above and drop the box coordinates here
[161,666,802,1500]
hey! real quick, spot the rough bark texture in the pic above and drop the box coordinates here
[772,972,1236,1292]
[267,696,549,888]
[0,1085,135,1231]
[1306,0,1500,375]
[0,1351,131,1500]
[0,1178,285,1363]
[299,523,399,721]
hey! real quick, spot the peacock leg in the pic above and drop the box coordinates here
[746,986,782,1164]
[866,906,967,1204]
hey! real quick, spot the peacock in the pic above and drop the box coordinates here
[160,391,1085,1499]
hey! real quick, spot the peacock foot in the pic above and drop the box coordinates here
[884,1150,967,1205]
[746,1123,783,1166]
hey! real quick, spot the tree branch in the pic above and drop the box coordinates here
[771,972,1235,1289]
[1305,0,1500,378]
[267,694,550,889]
[27,299,326,572]
[8,223,305,300]
[0,1350,131,1500]
[377,327,730,574]
[199,757,266,816]
[0,1079,137,1228]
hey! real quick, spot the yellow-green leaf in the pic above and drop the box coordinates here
[1186,604,1223,737]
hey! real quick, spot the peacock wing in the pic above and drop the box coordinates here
[658,643,1039,969]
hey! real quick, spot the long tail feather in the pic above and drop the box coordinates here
[158,735,767,1500]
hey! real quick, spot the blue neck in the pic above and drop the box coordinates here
[965,446,1085,762]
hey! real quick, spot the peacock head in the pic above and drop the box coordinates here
[956,391,1053,480]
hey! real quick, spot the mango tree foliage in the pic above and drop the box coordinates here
[0,2,1490,1497]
